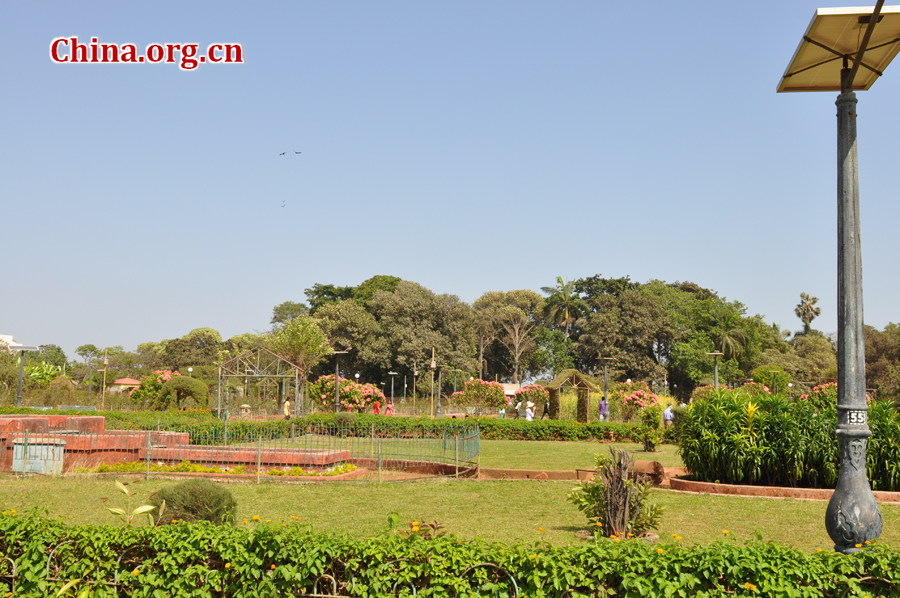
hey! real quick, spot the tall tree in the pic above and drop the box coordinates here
[709,306,749,362]
[795,292,822,334]
[496,306,537,384]
[270,301,309,328]
[265,315,332,408]
[75,344,101,363]
[541,277,586,339]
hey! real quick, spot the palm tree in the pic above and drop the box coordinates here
[541,277,587,339]
[711,308,748,362]
[795,292,821,334]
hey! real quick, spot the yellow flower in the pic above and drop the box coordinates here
[816,548,823,553]
[266,519,272,523]
[412,521,420,526]
[855,543,862,548]
[133,568,140,575]
[243,519,248,525]
[671,533,678,537]
[412,526,420,532]
[656,548,664,554]
[10,510,15,515]
[744,582,756,590]
[225,563,231,569]
[499,549,503,553]
[171,519,178,524]
[538,527,544,532]
[865,540,871,544]
[722,530,729,535]
[282,523,287,527]
[595,522,602,527]
[252,515,260,521]
[530,554,536,559]
[614,538,621,543]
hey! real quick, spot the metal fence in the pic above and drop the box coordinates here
[0,421,480,482]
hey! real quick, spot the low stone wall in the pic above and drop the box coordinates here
[669,476,900,504]
[478,461,665,485]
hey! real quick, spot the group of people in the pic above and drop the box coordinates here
[512,399,551,421]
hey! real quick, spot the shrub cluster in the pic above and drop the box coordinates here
[679,387,900,490]
[149,479,237,525]
[2,512,899,597]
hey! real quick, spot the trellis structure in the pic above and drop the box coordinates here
[546,369,599,422]
[217,348,306,418]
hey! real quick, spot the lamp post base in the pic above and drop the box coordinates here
[825,433,883,553]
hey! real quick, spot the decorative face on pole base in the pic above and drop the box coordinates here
[825,434,883,553]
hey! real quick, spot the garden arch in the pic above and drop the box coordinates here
[546,369,599,422]
[217,348,304,418]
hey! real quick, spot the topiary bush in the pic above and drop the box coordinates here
[153,376,209,410]
[150,479,237,525]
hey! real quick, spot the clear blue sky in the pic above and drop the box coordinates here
[3,2,899,358]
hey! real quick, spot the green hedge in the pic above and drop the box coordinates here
[476,418,641,442]
[678,390,900,490]
[0,408,641,443]
[1,513,898,597]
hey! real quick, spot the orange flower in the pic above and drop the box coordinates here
[722,530,729,535]
[656,548,664,554]
[133,568,140,575]
[271,564,276,570]
[538,527,544,532]
[225,563,231,569]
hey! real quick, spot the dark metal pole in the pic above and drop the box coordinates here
[16,351,25,407]
[334,356,340,413]
[714,356,719,390]
[825,69,882,553]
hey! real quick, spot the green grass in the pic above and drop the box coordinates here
[479,440,683,469]
[1,473,895,553]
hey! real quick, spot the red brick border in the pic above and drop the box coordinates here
[669,476,900,504]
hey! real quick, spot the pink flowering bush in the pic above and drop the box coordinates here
[457,379,507,409]
[622,389,658,422]
[740,381,771,399]
[132,370,182,405]
[514,384,549,406]
[690,385,718,402]
[308,374,386,413]
[798,382,869,410]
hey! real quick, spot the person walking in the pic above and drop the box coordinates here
[384,401,394,416]
[598,398,608,422]
[373,399,381,415]
[525,401,535,421]
[663,404,675,429]
[514,399,522,419]
[283,400,291,421]
[541,399,550,419]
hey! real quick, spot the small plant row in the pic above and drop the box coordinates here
[79,460,357,477]
[1,512,899,597]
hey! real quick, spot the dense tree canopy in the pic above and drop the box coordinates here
[30,274,900,406]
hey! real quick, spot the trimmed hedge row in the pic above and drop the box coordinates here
[476,418,641,442]
[1,513,898,597]
[0,407,642,443]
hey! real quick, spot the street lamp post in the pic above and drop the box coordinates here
[600,357,614,420]
[778,2,899,552]
[11,345,38,407]
[332,349,350,413]
[188,367,193,377]
[388,371,398,404]
[706,352,724,390]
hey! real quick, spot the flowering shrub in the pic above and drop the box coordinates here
[798,382,870,410]
[690,385,717,402]
[514,384,549,407]
[457,379,506,409]
[307,374,385,413]
[622,389,658,422]
[740,381,771,398]
[131,370,182,405]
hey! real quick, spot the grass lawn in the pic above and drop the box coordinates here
[479,440,683,470]
[1,473,896,553]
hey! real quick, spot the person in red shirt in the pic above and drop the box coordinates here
[373,400,381,415]
[384,402,394,416]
